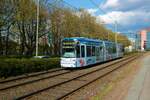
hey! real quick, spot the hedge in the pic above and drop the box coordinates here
[0,58,60,78]
[0,55,32,59]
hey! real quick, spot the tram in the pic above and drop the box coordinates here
[61,37,123,68]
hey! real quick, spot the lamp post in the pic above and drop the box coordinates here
[100,21,110,41]
[114,21,118,57]
[35,0,39,56]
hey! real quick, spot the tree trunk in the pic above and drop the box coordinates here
[20,38,25,55]
[26,47,34,56]
[5,29,10,55]
[0,31,3,55]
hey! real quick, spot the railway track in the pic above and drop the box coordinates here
[0,56,129,90]
[0,68,73,90]
[58,55,140,100]
[0,68,66,84]
[0,54,140,100]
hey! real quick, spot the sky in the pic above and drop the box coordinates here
[64,0,150,34]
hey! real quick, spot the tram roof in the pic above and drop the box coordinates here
[63,37,102,43]
[63,37,121,45]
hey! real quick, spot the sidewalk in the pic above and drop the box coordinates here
[125,54,150,100]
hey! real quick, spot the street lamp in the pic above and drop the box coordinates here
[35,0,39,56]
[99,21,110,41]
[114,21,119,57]
[100,21,118,41]
[115,21,118,43]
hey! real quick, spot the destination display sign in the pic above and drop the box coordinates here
[62,46,74,48]
[63,41,76,45]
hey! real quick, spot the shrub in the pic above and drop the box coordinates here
[0,58,60,78]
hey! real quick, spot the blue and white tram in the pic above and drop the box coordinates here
[61,37,123,68]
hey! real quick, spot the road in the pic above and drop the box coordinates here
[126,52,150,100]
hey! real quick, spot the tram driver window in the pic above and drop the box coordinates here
[76,45,80,58]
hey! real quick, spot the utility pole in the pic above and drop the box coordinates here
[107,32,109,41]
[115,21,118,43]
[114,21,118,57]
[36,0,39,56]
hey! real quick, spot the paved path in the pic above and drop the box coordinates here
[126,54,150,100]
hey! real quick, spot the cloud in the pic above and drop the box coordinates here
[96,0,150,32]
[97,11,138,25]
[102,0,119,9]
[101,0,150,11]
[96,10,150,31]
[86,8,98,15]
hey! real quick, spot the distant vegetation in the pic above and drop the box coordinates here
[0,0,130,57]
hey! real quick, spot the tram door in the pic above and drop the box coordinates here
[80,45,86,66]
[96,47,100,62]
[81,45,85,58]
[100,46,104,62]
[96,46,104,62]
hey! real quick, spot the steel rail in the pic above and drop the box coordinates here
[0,68,64,84]
[0,70,73,91]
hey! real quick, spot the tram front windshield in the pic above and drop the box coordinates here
[62,48,75,58]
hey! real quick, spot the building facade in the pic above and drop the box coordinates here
[139,29,150,51]
[135,33,141,50]
[139,30,147,51]
[146,32,150,50]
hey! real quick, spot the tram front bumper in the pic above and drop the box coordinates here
[61,58,77,68]
[61,63,76,68]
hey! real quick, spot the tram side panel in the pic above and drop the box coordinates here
[105,42,112,61]
[118,44,124,58]
[75,44,97,67]
[104,41,118,61]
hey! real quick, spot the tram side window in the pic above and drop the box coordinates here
[92,46,95,56]
[112,44,116,53]
[105,43,109,53]
[87,46,92,57]
[121,46,124,52]
[76,45,80,58]
[108,43,112,53]
[119,45,123,53]
[81,46,85,57]
[100,46,103,51]
[96,47,100,56]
